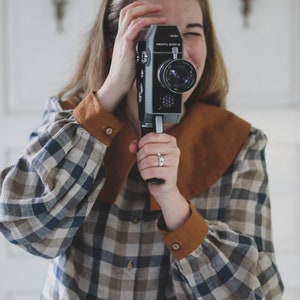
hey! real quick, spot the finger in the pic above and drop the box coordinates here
[138,153,168,172]
[119,3,165,34]
[129,140,139,154]
[119,3,163,28]
[139,165,169,182]
[138,150,181,172]
[138,132,175,148]
[137,140,166,159]
[140,165,179,184]
[137,135,178,161]
[123,15,167,39]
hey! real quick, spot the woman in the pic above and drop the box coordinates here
[0,0,284,299]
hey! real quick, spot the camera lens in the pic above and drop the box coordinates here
[158,59,197,93]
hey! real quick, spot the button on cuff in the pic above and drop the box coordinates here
[159,204,208,261]
[72,92,124,146]
[105,127,113,135]
[171,242,182,251]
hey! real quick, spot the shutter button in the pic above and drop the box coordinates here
[105,127,113,135]
[171,243,181,251]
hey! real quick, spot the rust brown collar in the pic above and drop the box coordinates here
[98,102,251,210]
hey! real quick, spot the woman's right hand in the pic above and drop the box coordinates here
[96,2,166,113]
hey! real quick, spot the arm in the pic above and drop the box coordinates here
[0,2,167,259]
[159,129,284,299]
[0,93,123,259]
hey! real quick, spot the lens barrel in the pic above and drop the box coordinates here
[158,59,197,93]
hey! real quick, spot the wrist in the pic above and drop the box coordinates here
[95,79,124,113]
[159,190,191,231]
[158,204,208,261]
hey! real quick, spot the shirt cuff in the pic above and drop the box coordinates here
[73,92,124,146]
[158,203,208,261]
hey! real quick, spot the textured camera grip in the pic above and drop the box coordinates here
[142,116,165,185]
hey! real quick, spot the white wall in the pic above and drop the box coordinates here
[0,0,299,299]
[211,1,300,298]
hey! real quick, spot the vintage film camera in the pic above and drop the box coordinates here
[136,25,197,135]
[136,25,197,183]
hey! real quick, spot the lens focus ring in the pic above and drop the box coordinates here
[158,59,197,93]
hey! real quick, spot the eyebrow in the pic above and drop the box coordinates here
[186,23,204,29]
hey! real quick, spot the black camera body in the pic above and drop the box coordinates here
[136,25,197,134]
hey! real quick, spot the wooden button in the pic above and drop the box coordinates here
[171,243,181,251]
[131,216,140,224]
[126,261,134,270]
[105,127,113,135]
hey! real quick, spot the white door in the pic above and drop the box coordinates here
[0,0,299,299]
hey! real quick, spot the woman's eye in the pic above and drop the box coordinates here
[183,32,202,37]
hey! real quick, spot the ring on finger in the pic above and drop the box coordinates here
[157,153,164,167]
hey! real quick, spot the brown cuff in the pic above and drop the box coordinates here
[73,92,124,146]
[158,203,208,261]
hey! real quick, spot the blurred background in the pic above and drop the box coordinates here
[0,0,299,299]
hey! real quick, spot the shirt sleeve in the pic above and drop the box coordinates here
[0,92,123,259]
[159,128,284,299]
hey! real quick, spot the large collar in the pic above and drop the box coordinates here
[99,102,251,210]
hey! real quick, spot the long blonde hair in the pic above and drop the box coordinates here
[58,0,228,108]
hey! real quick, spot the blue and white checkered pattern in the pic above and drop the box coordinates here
[0,96,284,299]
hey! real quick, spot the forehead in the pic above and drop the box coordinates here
[142,0,203,25]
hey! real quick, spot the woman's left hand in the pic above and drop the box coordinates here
[129,132,180,203]
[130,133,191,231]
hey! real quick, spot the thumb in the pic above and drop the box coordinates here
[129,140,139,154]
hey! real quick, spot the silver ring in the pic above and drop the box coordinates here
[157,153,164,167]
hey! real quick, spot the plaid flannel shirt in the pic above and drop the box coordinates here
[0,95,283,299]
